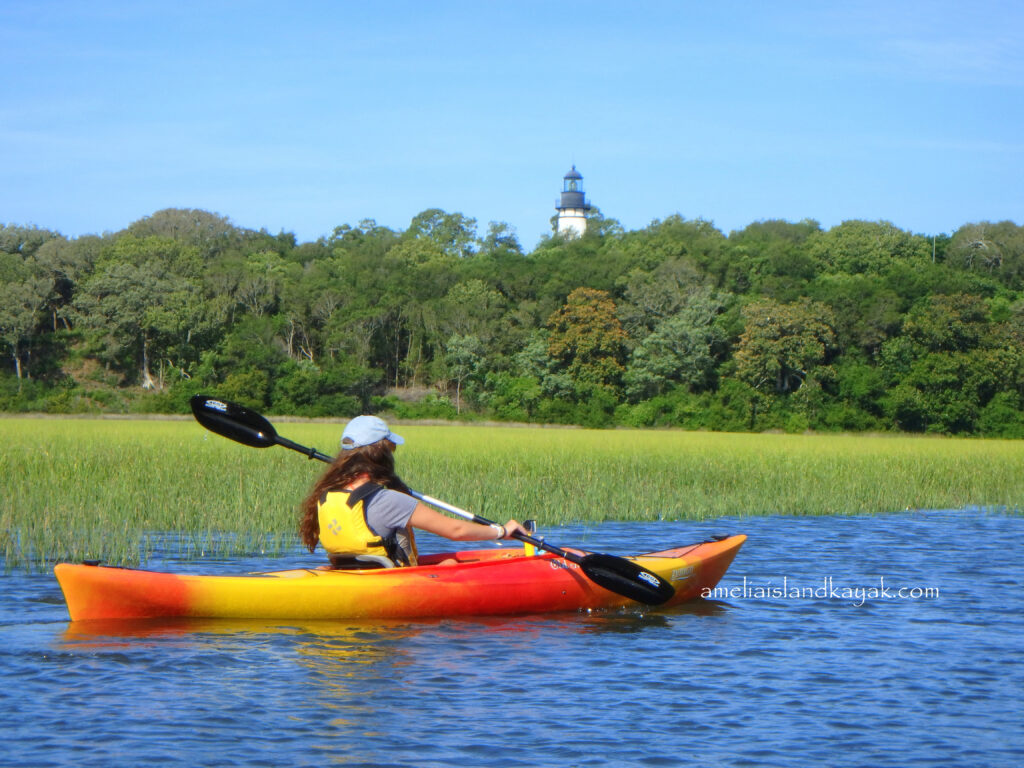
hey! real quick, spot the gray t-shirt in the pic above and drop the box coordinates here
[364,488,418,538]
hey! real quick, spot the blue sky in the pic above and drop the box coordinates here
[2,1,1022,249]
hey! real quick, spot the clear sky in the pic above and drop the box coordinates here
[2,1,1022,249]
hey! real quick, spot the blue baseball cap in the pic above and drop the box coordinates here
[340,415,404,450]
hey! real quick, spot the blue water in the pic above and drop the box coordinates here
[2,511,1022,767]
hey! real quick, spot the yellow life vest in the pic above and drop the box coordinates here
[317,484,417,566]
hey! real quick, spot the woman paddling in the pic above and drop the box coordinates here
[299,415,527,567]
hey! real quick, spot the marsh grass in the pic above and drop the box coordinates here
[2,418,1021,570]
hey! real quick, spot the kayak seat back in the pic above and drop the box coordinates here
[327,553,396,570]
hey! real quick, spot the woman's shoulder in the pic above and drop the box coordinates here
[364,486,417,527]
[367,486,417,512]
[375,486,416,503]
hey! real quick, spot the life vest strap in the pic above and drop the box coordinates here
[344,482,383,507]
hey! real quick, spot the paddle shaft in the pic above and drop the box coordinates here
[278,436,332,463]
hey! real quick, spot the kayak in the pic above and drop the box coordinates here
[54,534,745,622]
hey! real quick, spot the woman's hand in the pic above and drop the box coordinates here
[498,519,529,539]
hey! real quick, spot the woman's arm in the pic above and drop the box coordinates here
[409,503,525,542]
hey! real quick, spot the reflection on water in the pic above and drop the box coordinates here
[61,617,426,644]
[57,606,691,651]
[58,602,729,655]
[5,511,1024,768]
[59,598,729,647]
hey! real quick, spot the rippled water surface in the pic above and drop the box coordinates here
[3,511,1022,767]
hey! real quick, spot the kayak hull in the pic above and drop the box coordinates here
[54,535,745,622]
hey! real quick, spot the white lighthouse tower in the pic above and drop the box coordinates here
[555,165,591,237]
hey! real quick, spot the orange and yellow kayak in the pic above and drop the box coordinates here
[54,535,745,622]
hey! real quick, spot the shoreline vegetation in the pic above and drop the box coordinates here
[2,418,1021,572]
[4,213,1024,439]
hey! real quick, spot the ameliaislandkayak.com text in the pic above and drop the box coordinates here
[703,576,939,607]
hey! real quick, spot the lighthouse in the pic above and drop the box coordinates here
[555,165,591,237]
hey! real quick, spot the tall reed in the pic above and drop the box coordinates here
[2,417,1021,570]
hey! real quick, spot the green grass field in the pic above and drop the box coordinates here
[2,417,1022,570]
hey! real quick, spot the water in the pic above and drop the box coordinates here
[2,511,1022,767]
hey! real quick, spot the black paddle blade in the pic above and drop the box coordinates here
[190,395,278,448]
[580,554,676,606]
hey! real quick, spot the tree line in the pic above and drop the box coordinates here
[2,208,1023,436]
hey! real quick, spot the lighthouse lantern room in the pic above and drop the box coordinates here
[555,165,591,237]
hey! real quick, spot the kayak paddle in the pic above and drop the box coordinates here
[190,394,676,606]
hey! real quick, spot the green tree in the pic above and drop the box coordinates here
[33,235,103,332]
[0,224,60,259]
[406,209,479,258]
[617,257,710,338]
[727,218,821,301]
[235,250,288,317]
[444,333,485,414]
[547,287,628,391]
[70,260,200,388]
[825,358,887,430]
[808,273,902,356]
[126,208,242,258]
[438,279,506,345]
[949,221,1024,289]
[734,298,837,394]
[480,221,522,255]
[0,272,52,385]
[950,223,1003,272]
[624,288,726,400]
[327,219,400,257]
[902,294,989,353]
[0,227,63,383]
[807,220,930,275]
[623,216,727,288]
[877,293,1019,433]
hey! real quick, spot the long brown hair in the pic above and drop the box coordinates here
[299,440,411,552]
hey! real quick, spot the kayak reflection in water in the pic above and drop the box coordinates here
[299,415,527,568]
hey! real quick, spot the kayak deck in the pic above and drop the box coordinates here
[54,535,746,622]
